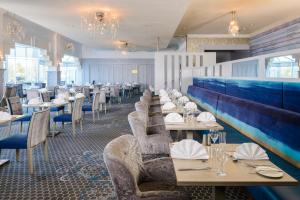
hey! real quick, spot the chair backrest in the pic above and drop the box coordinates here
[92,92,100,110]
[27,109,50,148]
[26,89,39,100]
[72,97,84,121]
[83,86,90,98]
[99,90,106,103]
[4,86,17,98]
[74,86,83,93]
[6,96,23,115]
[41,92,51,102]
[57,88,68,96]
[128,111,147,138]
[103,134,143,198]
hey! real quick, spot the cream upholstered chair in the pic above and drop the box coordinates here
[99,90,107,114]
[26,89,40,101]
[53,97,84,136]
[82,92,101,123]
[110,86,121,104]
[128,111,172,155]
[0,109,50,174]
[135,101,163,124]
[103,134,189,200]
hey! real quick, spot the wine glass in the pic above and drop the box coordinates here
[219,131,226,150]
[210,130,219,145]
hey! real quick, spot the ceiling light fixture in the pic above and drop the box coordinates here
[81,9,119,39]
[228,11,240,36]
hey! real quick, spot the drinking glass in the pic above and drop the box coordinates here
[209,130,219,171]
[217,150,229,176]
[210,130,219,145]
[218,131,226,150]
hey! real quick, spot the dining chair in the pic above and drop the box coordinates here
[26,89,40,101]
[0,109,50,174]
[103,134,189,200]
[53,97,84,136]
[110,86,121,104]
[83,86,91,102]
[82,92,100,123]
[6,96,32,132]
[41,92,65,114]
[99,90,107,114]
[128,111,172,155]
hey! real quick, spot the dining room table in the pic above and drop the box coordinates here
[165,117,224,143]
[171,143,298,200]
[22,102,69,137]
[0,115,25,166]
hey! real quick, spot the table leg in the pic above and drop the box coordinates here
[202,134,207,145]
[215,186,226,200]
[186,131,193,139]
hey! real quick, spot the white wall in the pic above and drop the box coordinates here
[154,52,216,94]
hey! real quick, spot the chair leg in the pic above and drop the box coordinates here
[27,148,33,174]
[20,122,23,132]
[44,140,48,162]
[97,110,100,120]
[92,111,95,123]
[80,120,83,133]
[16,149,20,162]
[105,104,107,114]
[72,122,76,137]
[62,122,64,129]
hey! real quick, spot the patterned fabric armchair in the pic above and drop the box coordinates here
[128,111,172,155]
[103,135,189,200]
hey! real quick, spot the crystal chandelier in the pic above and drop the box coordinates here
[228,11,240,36]
[81,9,119,39]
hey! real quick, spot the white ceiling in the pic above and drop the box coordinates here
[1,0,300,51]
[0,0,190,50]
[176,0,300,36]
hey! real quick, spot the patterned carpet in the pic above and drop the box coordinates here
[0,97,250,200]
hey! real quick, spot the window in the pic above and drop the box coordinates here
[266,55,300,78]
[60,55,81,85]
[6,43,50,84]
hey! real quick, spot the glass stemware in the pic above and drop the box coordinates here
[217,150,229,176]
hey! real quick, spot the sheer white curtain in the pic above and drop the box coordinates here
[232,60,258,77]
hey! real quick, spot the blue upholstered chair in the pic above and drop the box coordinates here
[82,92,100,123]
[41,92,64,113]
[0,109,50,174]
[6,96,32,132]
[53,97,84,136]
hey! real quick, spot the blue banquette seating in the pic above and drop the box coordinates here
[188,78,300,200]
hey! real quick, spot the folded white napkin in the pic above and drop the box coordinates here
[38,88,48,93]
[162,102,176,110]
[233,143,269,160]
[178,96,189,104]
[58,92,70,100]
[184,102,197,111]
[160,96,171,104]
[197,112,216,122]
[90,85,94,89]
[171,139,209,160]
[173,91,182,98]
[69,88,76,93]
[164,113,184,123]
[172,89,178,94]
[53,98,66,105]
[28,97,42,105]
[69,96,75,101]
[75,93,85,99]
[0,111,12,121]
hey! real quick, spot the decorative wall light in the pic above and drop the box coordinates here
[131,69,138,74]
[228,11,240,36]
